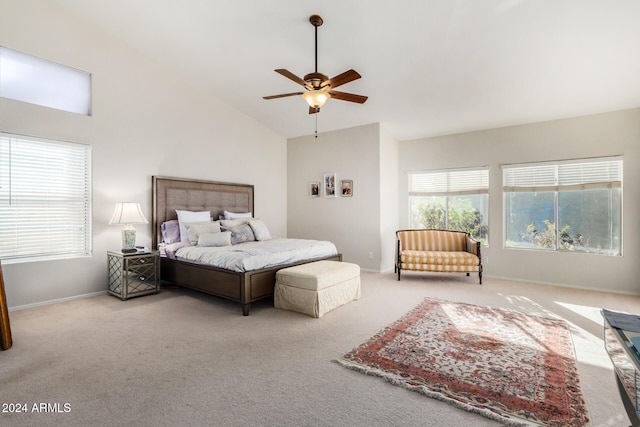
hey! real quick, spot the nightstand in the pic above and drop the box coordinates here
[107,250,160,300]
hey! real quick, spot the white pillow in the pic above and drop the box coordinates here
[176,210,211,242]
[249,219,272,241]
[198,231,232,247]
[224,210,252,220]
[186,221,221,245]
[220,218,250,228]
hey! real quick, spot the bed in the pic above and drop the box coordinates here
[151,176,341,315]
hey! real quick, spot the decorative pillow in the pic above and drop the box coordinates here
[161,220,181,244]
[220,218,250,228]
[248,219,272,241]
[198,231,232,247]
[186,221,221,245]
[223,210,252,220]
[176,210,211,242]
[222,224,256,245]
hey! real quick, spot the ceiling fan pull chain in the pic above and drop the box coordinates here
[315,113,318,138]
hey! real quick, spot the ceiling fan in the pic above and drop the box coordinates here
[263,14,368,114]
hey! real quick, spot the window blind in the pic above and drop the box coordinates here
[408,167,489,196]
[502,157,622,192]
[0,133,92,262]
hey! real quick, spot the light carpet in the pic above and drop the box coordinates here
[336,298,591,426]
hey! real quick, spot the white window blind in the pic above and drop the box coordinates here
[0,133,92,262]
[503,157,622,192]
[409,167,489,196]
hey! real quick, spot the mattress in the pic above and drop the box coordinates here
[172,238,338,272]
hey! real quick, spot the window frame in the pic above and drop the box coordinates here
[502,156,622,255]
[0,132,92,264]
[408,166,489,244]
[0,46,92,116]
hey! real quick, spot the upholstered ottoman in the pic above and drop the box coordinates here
[274,261,361,318]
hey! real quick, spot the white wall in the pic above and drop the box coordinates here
[287,124,384,270]
[1,0,287,309]
[379,125,400,272]
[399,108,640,295]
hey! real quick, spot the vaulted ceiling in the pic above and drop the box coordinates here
[52,0,640,140]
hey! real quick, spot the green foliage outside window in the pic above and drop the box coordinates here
[411,197,488,244]
[505,189,620,255]
[522,220,585,251]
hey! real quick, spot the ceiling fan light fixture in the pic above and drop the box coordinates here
[302,89,330,108]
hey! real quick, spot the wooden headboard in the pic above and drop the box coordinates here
[151,176,254,249]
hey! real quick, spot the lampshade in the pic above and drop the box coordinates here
[109,203,148,253]
[109,202,148,225]
[302,90,330,109]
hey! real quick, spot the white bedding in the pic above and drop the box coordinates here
[171,238,338,272]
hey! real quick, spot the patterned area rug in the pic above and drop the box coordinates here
[336,298,590,426]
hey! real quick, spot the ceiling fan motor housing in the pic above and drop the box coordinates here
[304,72,329,89]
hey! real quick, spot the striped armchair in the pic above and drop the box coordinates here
[396,229,482,284]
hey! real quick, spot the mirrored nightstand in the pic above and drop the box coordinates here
[107,250,160,300]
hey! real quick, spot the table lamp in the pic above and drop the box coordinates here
[109,202,149,253]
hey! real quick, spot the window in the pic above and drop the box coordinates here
[0,47,91,115]
[0,133,92,263]
[503,157,622,255]
[408,167,489,244]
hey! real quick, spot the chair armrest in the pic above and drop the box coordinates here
[465,234,481,260]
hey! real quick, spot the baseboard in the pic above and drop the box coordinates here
[485,274,640,297]
[9,290,108,312]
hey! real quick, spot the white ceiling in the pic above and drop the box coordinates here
[51,0,640,140]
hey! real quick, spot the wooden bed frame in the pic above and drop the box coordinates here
[151,176,341,315]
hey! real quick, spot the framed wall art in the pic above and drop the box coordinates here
[341,180,353,197]
[309,181,320,197]
[323,173,336,197]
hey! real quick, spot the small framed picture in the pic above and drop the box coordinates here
[309,182,320,197]
[323,173,336,198]
[341,180,353,197]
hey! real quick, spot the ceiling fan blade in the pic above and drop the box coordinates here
[321,69,361,90]
[327,90,368,104]
[275,69,307,87]
[309,106,320,114]
[263,92,304,100]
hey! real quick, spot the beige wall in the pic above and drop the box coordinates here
[399,108,640,294]
[379,125,400,272]
[288,124,388,271]
[1,0,287,308]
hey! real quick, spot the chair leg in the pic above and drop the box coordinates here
[397,268,401,281]
[479,272,483,285]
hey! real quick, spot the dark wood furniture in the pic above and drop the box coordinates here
[108,250,160,300]
[0,260,13,350]
[152,176,341,316]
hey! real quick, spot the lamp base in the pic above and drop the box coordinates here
[121,226,137,253]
